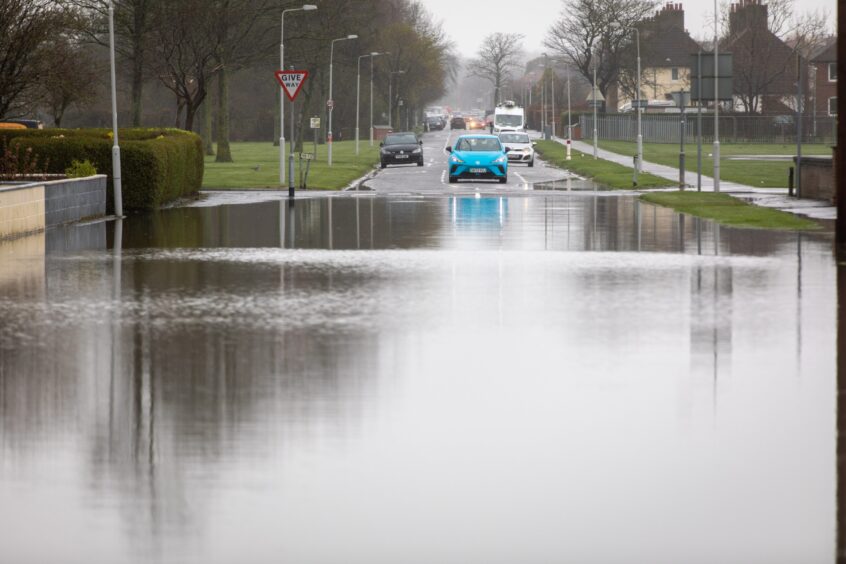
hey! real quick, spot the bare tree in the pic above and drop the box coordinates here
[468,33,524,106]
[71,0,160,126]
[150,0,221,131]
[544,0,657,99]
[0,0,68,118]
[37,39,100,126]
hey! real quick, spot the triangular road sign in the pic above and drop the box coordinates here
[275,70,308,102]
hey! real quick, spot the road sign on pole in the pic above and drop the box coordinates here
[326,99,334,110]
[310,117,321,129]
[275,70,308,101]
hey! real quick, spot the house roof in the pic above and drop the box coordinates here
[640,26,702,67]
[811,39,837,63]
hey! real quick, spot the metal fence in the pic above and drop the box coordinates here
[579,113,837,144]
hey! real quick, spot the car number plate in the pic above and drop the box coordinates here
[395,154,409,159]
[470,168,486,173]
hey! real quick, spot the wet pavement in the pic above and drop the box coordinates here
[0,180,839,563]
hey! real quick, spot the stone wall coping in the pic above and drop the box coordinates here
[0,175,107,194]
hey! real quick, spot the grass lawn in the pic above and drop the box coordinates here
[535,140,672,189]
[599,140,832,188]
[640,191,819,231]
[203,141,380,190]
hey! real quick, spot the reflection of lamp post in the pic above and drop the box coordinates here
[328,34,358,167]
[280,4,317,184]
[108,0,123,217]
[388,70,405,129]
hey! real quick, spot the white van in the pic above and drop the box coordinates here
[493,101,524,134]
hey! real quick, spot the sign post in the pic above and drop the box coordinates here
[275,70,308,199]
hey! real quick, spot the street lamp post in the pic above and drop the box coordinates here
[593,58,599,159]
[633,28,643,174]
[369,52,388,147]
[566,69,572,160]
[388,70,405,129]
[713,0,721,192]
[356,52,382,155]
[328,34,358,167]
[108,0,123,217]
[551,63,556,138]
[280,4,317,185]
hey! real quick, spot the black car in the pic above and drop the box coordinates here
[380,132,424,168]
[450,116,466,129]
[425,116,445,131]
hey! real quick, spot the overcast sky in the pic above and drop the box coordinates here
[421,0,837,59]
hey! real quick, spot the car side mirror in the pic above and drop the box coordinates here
[379,142,384,147]
[419,140,423,145]
[532,142,537,146]
[445,146,452,153]
[504,147,512,152]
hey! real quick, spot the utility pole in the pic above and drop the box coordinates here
[108,0,123,217]
[713,0,721,192]
[593,58,598,159]
[634,28,643,174]
[328,34,358,167]
[370,52,387,147]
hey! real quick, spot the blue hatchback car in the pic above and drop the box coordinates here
[445,135,509,184]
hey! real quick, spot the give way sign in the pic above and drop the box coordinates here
[275,70,308,102]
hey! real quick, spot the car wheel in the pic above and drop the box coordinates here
[417,160,424,167]
[499,176,507,184]
[528,159,534,168]
[448,176,457,184]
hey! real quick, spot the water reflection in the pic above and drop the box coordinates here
[0,194,837,563]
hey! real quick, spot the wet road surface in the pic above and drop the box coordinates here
[0,168,838,563]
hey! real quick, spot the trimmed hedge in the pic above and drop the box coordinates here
[2,128,203,211]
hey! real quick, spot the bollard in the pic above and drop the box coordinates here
[288,154,295,199]
[632,155,639,187]
[788,166,794,197]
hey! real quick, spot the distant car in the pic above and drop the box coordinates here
[2,119,43,129]
[380,132,424,168]
[445,134,509,184]
[425,116,445,131]
[450,116,466,129]
[498,132,535,167]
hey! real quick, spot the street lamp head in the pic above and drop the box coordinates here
[370,52,380,56]
[347,34,358,39]
[302,4,317,10]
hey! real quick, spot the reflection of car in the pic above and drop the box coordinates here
[450,116,466,129]
[498,132,535,166]
[380,132,424,168]
[445,134,509,184]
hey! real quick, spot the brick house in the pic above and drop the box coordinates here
[720,0,807,114]
[812,40,837,117]
[617,3,701,109]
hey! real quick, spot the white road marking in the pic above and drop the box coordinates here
[440,170,446,185]
[514,172,529,190]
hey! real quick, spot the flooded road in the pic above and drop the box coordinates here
[0,193,837,563]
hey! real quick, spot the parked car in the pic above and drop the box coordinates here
[450,116,466,130]
[380,132,424,168]
[498,132,535,166]
[1,119,44,129]
[445,134,510,184]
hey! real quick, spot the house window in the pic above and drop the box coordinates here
[671,67,679,80]
[829,63,838,82]
[829,97,838,116]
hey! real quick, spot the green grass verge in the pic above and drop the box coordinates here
[535,140,672,189]
[599,140,832,189]
[640,191,819,231]
[203,141,379,190]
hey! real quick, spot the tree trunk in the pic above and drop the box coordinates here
[202,92,215,155]
[215,63,233,162]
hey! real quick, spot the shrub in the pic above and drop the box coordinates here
[6,128,203,211]
[0,137,51,180]
[65,159,97,178]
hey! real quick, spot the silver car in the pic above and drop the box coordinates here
[498,132,535,167]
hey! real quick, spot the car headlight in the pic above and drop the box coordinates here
[450,155,464,164]
[494,155,507,163]
[412,148,422,154]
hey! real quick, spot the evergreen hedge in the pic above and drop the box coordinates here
[0,128,203,211]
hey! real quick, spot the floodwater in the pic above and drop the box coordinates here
[0,194,838,564]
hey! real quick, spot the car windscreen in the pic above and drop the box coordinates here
[384,134,418,145]
[455,138,502,152]
[495,114,523,127]
[499,134,530,144]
